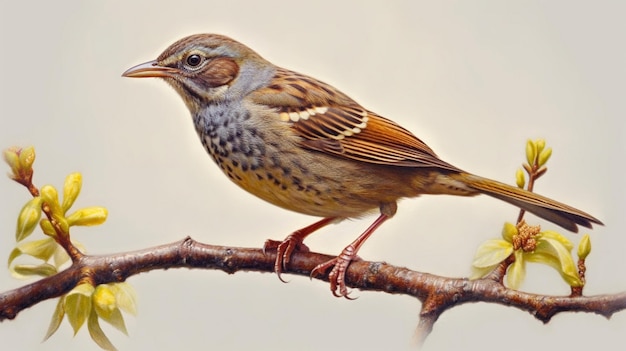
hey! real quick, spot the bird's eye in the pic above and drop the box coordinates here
[185,54,203,67]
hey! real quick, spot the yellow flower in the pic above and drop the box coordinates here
[45,282,137,351]
[471,221,582,289]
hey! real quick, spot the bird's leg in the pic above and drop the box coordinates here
[312,203,396,298]
[264,217,338,282]
[312,214,390,298]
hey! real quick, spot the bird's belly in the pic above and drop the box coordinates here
[215,153,378,218]
[202,136,414,218]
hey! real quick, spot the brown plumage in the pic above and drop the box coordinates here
[123,33,602,297]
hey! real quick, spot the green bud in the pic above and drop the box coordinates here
[525,139,537,166]
[41,185,63,217]
[41,185,70,237]
[3,147,20,175]
[535,139,546,154]
[18,146,36,171]
[577,234,591,260]
[515,168,525,188]
[93,285,117,319]
[93,284,129,335]
[16,196,43,241]
[62,173,82,213]
[67,207,108,227]
[538,147,552,167]
[40,219,56,237]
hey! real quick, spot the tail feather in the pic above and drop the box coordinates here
[451,173,603,233]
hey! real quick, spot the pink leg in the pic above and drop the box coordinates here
[264,217,337,282]
[311,213,391,298]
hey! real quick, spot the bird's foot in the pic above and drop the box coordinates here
[264,217,337,283]
[311,244,361,299]
[263,235,310,283]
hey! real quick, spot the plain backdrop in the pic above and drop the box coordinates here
[1,1,624,350]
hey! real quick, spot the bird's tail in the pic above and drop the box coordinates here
[446,172,602,232]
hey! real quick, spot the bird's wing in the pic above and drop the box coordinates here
[250,67,462,171]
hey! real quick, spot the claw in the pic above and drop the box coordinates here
[312,245,359,298]
[276,235,310,282]
[265,217,337,283]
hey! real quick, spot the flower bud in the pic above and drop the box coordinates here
[3,147,20,174]
[577,234,591,260]
[16,197,43,241]
[538,147,552,167]
[515,168,525,188]
[525,139,537,166]
[535,139,546,154]
[93,285,117,319]
[40,219,56,237]
[41,185,63,217]
[62,173,82,213]
[67,207,108,227]
[18,146,36,171]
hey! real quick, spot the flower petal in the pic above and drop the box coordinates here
[472,239,513,268]
[43,298,66,341]
[65,283,95,335]
[533,238,582,287]
[506,250,526,289]
[88,308,118,351]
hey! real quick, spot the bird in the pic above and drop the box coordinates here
[122,33,602,298]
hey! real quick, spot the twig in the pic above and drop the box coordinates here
[2,236,624,345]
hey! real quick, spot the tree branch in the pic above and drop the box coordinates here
[2,236,625,343]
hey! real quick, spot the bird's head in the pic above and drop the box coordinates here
[123,34,274,112]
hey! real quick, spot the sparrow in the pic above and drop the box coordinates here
[123,34,602,297]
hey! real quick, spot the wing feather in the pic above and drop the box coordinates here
[250,67,462,172]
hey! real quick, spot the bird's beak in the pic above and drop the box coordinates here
[122,60,179,78]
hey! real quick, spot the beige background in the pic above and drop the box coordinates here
[1,1,624,350]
